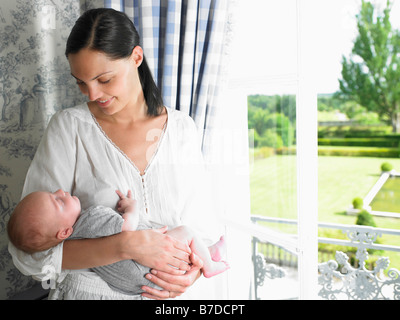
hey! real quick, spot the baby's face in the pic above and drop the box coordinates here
[41,189,81,228]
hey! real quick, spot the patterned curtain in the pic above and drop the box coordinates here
[104,0,234,148]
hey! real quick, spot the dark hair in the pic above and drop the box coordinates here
[65,8,163,116]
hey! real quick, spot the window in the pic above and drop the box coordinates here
[216,0,318,299]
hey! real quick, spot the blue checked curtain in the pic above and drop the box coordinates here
[104,0,233,148]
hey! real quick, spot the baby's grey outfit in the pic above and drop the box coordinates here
[69,205,159,295]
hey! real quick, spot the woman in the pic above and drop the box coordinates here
[8,8,217,300]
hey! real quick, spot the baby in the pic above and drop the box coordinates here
[7,189,229,295]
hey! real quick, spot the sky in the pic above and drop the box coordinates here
[309,0,400,94]
[228,0,400,94]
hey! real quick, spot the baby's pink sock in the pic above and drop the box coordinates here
[209,235,226,262]
[203,261,230,278]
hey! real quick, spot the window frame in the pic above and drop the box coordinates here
[218,0,318,300]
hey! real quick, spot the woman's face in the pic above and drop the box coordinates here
[67,47,144,116]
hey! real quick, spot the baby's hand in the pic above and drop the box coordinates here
[117,190,139,232]
[116,190,135,213]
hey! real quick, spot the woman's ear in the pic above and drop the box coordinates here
[131,46,143,67]
[56,227,73,240]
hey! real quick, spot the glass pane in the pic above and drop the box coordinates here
[248,92,297,230]
[315,0,400,299]
[248,89,299,300]
[228,0,300,300]
[230,0,298,81]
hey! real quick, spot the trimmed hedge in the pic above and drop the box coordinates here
[356,210,377,227]
[381,162,393,171]
[352,197,363,209]
[318,137,400,148]
[275,146,297,155]
[318,146,399,158]
[267,146,399,158]
[318,125,392,138]
[253,147,275,159]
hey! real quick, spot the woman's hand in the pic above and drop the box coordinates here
[121,227,192,275]
[141,252,203,300]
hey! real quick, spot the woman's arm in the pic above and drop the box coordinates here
[62,228,192,274]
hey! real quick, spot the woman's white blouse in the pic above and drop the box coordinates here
[8,103,216,286]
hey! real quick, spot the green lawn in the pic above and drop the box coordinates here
[250,154,400,268]
[250,155,297,219]
[318,156,400,228]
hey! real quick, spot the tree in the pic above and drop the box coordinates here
[251,108,270,136]
[265,113,295,146]
[338,0,400,132]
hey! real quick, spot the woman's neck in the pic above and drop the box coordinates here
[89,98,149,125]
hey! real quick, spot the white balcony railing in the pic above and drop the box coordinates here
[250,215,400,300]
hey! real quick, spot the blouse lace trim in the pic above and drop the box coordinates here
[89,109,168,177]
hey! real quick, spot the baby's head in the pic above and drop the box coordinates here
[8,189,81,254]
